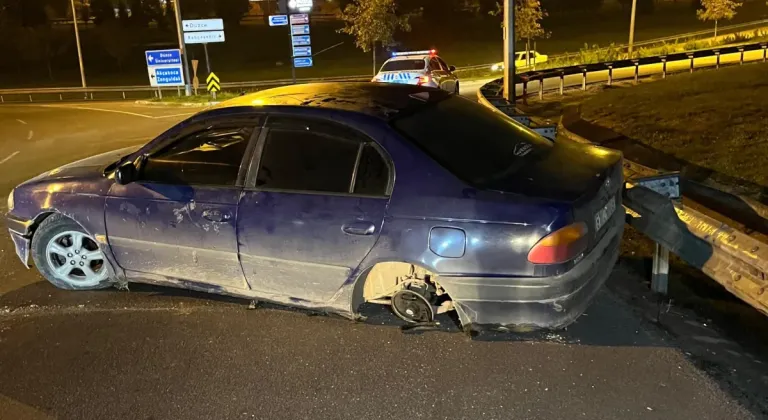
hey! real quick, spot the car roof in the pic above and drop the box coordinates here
[387,54,430,61]
[211,82,451,121]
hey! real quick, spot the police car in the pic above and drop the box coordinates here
[372,50,460,94]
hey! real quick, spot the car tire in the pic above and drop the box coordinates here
[31,214,114,291]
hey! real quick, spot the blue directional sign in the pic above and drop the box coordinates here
[291,24,310,36]
[148,66,185,87]
[292,35,311,46]
[145,49,181,66]
[293,46,312,57]
[294,57,313,68]
[269,15,289,26]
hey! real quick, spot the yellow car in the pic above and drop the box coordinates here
[491,51,548,72]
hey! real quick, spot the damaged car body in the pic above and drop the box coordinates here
[6,83,624,331]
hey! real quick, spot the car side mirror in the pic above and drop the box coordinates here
[115,163,137,185]
[449,65,456,72]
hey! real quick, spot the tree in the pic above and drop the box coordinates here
[338,0,415,75]
[491,0,548,64]
[96,20,132,71]
[90,0,117,25]
[127,0,149,26]
[697,0,742,38]
[212,0,249,26]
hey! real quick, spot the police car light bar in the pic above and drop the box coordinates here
[391,49,437,57]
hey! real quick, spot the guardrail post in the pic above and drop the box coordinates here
[763,44,767,62]
[538,76,544,100]
[715,50,720,69]
[687,53,695,73]
[607,64,613,86]
[122,91,126,100]
[739,47,745,65]
[652,243,670,295]
[59,94,63,101]
[661,57,667,79]
[559,71,565,96]
[0,96,3,103]
[29,95,32,102]
[633,60,639,84]
[580,66,587,91]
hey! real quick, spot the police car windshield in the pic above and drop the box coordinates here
[391,95,552,188]
[381,59,426,72]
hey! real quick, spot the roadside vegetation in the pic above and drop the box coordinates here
[581,61,768,186]
[1,0,768,88]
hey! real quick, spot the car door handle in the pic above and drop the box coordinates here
[342,222,376,236]
[202,209,231,223]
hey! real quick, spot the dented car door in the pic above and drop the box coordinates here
[105,124,259,290]
[237,116,392,302]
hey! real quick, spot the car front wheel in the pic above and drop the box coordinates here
[31,214,113,290]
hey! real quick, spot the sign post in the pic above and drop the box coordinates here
[145,49,186,97]
[503,0,515,101]
[269,10,312,85]
[192,59,200,95]
[172,0,192,96]
[183,18,225,95]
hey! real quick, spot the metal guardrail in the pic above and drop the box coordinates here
[478,41,768,101]
[476,55,768,317]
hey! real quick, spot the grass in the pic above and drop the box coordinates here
[150,91,243,104]
[581,62,768,187]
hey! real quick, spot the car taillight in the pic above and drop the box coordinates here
[527,222,589,264]
[416,75,431,86]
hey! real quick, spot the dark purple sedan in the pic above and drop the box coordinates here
[6,83,623,331]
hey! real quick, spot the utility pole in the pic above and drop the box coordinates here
[70,0,87,89]
[503,0,515,101]
[173,0,193,96]
[628,0,638,56]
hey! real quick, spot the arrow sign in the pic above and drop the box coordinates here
[182,18,224,32]
[207,72,221,92]
[145,49,181,67]
[269,15,289,26]
[184,30,226,44]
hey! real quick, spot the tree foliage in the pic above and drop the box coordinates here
[338,0,414,53]
[96,20,132,71]
[491,0,548,42]
[697,0,742,23]
[213,0,250,26]
[90,0,117,25]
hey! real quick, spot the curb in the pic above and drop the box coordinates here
[134,100,218,108]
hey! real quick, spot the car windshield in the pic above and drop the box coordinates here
[381,59,425,72]
[391,95,553,188]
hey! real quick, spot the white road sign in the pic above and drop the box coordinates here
[147,66,185,87]
[182,19,224,32]
[184,30,226,44]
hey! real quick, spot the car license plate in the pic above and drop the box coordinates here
[594,196,617,232]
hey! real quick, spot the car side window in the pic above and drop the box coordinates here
[437,58,450,72]
[255,118,390,196]
[141,126,254,186]
[429,57,442,72]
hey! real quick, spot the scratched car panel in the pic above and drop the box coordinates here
[6,83,624,331]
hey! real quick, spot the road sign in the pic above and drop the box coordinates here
[184,31,226,44]
[145,49,181,66]
[292,35,311,46]
[269,15,289,26]
[182,18,224,32]
[290,14,309,25]
[288,0,313,12]
[293,57,313,68]
[207,72,221,92]
[293,46,312,57]
[192,60,200,91]
[148,66,185,87]
[291,24,310,36]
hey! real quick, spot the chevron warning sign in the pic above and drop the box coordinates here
[206,72,221,93]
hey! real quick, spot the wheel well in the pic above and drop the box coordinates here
[351,261,440,313]
[29,211,55,237]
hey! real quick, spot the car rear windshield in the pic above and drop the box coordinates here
[381,59,425,72]
[391,95,553,188]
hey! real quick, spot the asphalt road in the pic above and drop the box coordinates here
[0,103,762,420]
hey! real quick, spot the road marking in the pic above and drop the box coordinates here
[155,112,195,119]
[27,130,33,140]
[15,119,27,125]
[38,104,154,119]
[0,151,20,165]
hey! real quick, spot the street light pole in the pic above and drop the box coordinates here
[503,0,515,101]
[628,0,638,56]
[70,0,86,89]
[173,0,193,96]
